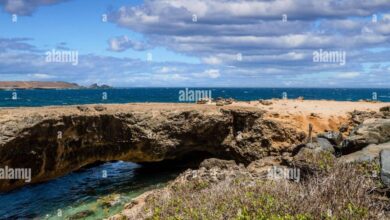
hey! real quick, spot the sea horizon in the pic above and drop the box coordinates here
[1,87,390,107]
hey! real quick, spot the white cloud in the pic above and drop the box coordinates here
[159,66,178,73]
[195,69,220,79]
[336,72,360,79]
[202,56,222,65]
[29,73,53,79]
[0,0,69,16]
[108,36,151,52]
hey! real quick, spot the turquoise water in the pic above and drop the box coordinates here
[0,161,182,219]
[1,88,390,107]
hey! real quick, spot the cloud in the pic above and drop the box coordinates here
[336,72,360,79]
[194,69,220,79]
[108,0,390,65]
[101,0,390,87]
[28,73,54,79]
[0,38,39,53]
[158,66,178,73]
[107,35,152,52]
[0,0,69,16]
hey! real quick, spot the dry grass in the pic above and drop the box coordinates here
[140,162,388,220]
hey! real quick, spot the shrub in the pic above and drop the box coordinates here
[139,162,388,220]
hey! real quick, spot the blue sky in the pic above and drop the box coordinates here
[1,0,390,87]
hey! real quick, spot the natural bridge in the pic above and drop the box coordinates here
[0,103,306,192]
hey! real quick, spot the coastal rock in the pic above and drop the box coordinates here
[380,106,390,112]
[94,105,107,111]
[340,119,390,153]
[381,150,390,187]
[68,210,94,220]
[317,131,343,146]
[88,83,112,89]
[247,156,281,174]
[338,142,390,163]
[108,214,127,220]
[98,193,122,208]
[305,138,335,154]
[199,158,237,170]
[338,123,349,133]
[0,104,305,191]
[258,99,273,106]
[76,105,89,112]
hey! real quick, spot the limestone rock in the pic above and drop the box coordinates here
[318,131,343,146]
[258,99,273,106]
[247,156,281,174]
[338,142,390,163]
[76,105,89,112]
[0,105,305,192]
[381,149,390,187]
[94,105,107,111]
[340,119,390,153]
[199,158,237,170]
[306,138,335,153]
[380,106,390,112]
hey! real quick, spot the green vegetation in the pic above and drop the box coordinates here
[140,161,387,220]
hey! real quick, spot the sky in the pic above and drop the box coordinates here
[0,0,390,87]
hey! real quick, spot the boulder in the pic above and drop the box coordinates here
[94,105,107,111]
[305,139,335,154]
[76,105,89,112]
[258,99,273,106]
[338,142,390,164]
[381,149,390,187]
[316,138,335,153]
[216,101,224,106]
[317,131,343,146]
[380,106,390,112]
[340,119,390,154]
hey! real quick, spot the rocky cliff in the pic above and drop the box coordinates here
[0,103,306,192]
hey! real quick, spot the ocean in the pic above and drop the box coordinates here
[1,88,390,107]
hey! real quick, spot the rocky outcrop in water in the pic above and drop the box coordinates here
[0,104,306,192]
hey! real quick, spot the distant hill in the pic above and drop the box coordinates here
[0,81,81,90]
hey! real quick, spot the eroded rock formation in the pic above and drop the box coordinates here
[0,104,306,192]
